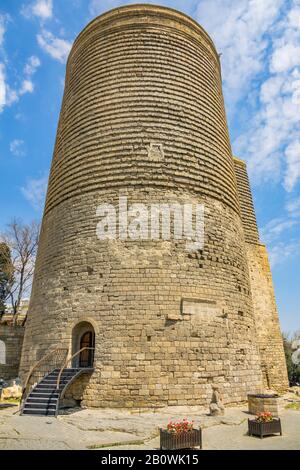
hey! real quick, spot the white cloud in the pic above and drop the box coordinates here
[288,7,300,27]
[260,211,300,268]
[22,0,53,21]
[21,176,48,210]
[268,240,300,267]
[32,0,53,19]
[260,75,283,103]
[188,0,300,192]
[271,43,300,73]
[260,188,300,267]
[0,55,41,112]
[37,30,72,62]
[10,139,26,157]
[284,140,300,192]
[19,79,34,95]
[5,86,18,107]
[196,0,284,108]
[233,1,300,191]
[261,217,298,244]
[286,196,300,217]
[24,55,41,76]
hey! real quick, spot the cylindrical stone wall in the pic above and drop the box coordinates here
[20,5,263,407]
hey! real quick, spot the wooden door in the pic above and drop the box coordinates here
[79,331,94,367]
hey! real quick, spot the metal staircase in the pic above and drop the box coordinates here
[20,347,94,417]
[21,367,93,416]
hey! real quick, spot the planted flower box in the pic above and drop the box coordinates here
[160,419,202,450]
[248,413,282,439]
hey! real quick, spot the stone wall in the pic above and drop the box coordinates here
[234,157,288,393]
[246,244,288,393]
[21,188,263,408]
[248,394,279,417]
[233,158,259,244]
[0,325,24,381]
[20,5,266,408]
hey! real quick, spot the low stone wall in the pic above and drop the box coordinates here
[0,325,24,381]
[248,394,279,417]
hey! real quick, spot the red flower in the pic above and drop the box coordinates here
[255,411,273,423]
[166,419,194,434]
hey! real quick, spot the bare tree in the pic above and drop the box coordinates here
[0,219,40,325]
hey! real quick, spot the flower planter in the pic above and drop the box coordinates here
[248,418,282,439]
[160,428,202,450]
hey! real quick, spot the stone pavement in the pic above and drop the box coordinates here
[0,402,299,450]
[107,409,300,450]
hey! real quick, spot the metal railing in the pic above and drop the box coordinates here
[21,346,68,406]
[56,347,95,391]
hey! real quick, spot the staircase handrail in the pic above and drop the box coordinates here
[56,347,95,390]
[21,346,68,404]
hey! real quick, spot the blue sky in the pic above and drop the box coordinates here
[0,0,299,332]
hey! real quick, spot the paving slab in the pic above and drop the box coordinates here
[0,404,299,450]
[101,409,300,450]
[0,438,73,450]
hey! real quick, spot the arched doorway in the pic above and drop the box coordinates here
[72,321,95,368]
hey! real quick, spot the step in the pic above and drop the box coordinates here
[30,391,59,397]
[46,376,76,381]
[33,391,57,396]
[34,388,57,393]
[42,377,75,385]
[27,395,58,401]
[26,403,57,409]
[46,372,77,379]
[34,386,67,392]
[25,400,57,407]
[35,383,58,388]
[30,388,59,393]
[27,397,58,404]
[24,403,57,410]
[42,376,74,381]
[23,403,56,411]
[23,402,57,409]
[39,380,70,387]
[48,369,78,375]
[22,409,56,416]
[48,370,78,375]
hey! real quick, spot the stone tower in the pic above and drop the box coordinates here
[234,157,288,393]
[20,5,288,408]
